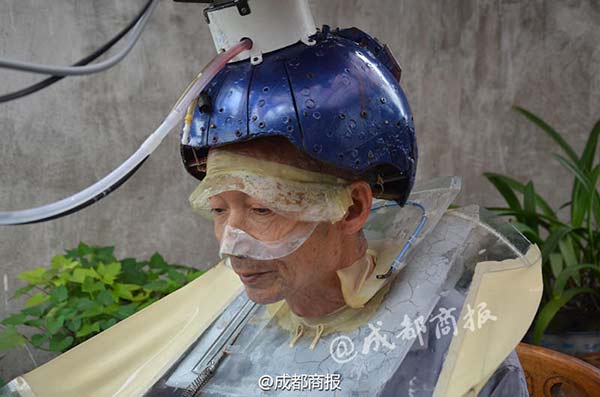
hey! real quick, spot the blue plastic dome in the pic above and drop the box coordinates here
[181,25,417,205]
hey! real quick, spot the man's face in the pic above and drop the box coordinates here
[209,191,344,304]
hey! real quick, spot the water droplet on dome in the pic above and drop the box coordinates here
[287,125,294,132]
[342,75,351,85]
[380,97,386,104]
[258,99,265,107]
[344,130,352,138]
[225,117,232,124]
[326,130,334,137]
[283,116,291,124]
[313,112,321,120]
[349,119,357,129]
[313,144,322,153]
[301,88,310,96]
[263,86,270,93]
[259,122,266,129]
[305,99,316,109]
[351,149,359,158]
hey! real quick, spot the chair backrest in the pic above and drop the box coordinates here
[516,342,600,397]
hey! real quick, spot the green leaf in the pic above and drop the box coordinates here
[80,304,104,318]
[116,303,139,319]
[51,255,79,271]
[67,317,82,333]
[1,314,28,326]
[12,284,35,299]
[558,237,581,285]
[149,253,168,270]
[25,292,50,308]
[96,262,121,285]
[46,315,65,335]
[532,287,597,344]
[580,120,600,172]
[484,173,556,218]
[76,321,100,338]
[100,318,117,331]
[552,153,592,191]
[541,227,572,264]
[22,305,46,317]
[94,246,116,265]
[484,174,522,213]
[548,253,563,279]
[49,334,74,352]
[167,269,187,285]
[514,106,579,163]
[0,326,26,351]
[120,259,148,285]
[70,268,100,283]
[113,283,141,300]
[143,280,169,292]
[76,298,96,311]
[96,290,115,306]
[186,270,205,283]
[66,242,92,259]
[18,267,49,285]
[49,285,68,303]
[30,333,49,348]
[523,181,539,234]
[553,265,600,298]
[24,319,44,328]
[82,277,105,293]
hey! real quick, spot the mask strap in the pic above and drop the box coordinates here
[374,200,428,279]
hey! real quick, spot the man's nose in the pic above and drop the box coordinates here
[226,207,246,230]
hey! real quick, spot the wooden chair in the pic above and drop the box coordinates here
[516,342,600,397]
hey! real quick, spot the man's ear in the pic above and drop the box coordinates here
[339,181,373,235]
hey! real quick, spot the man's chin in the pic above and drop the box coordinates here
[244,286,283,304]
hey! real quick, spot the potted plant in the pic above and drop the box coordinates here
[484,106,599,365]
[0,243,204,357]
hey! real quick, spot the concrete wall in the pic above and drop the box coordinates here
[0,0,598,380]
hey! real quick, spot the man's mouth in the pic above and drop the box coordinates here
[237,270,274,285]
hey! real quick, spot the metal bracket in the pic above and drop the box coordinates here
[173,0,251,23]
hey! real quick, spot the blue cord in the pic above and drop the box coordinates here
[370,200,428,279]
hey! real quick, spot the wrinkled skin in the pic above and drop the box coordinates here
[207,138,373,317]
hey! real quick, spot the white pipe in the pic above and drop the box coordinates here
[0,39,252,225]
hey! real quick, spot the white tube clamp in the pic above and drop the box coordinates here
[206,0,317,65]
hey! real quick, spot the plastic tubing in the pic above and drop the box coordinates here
[0,39,253,225]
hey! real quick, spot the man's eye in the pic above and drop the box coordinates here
[252,208,273,215]
[210,208,226,215]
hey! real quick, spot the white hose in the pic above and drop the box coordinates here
[0,39,252,225]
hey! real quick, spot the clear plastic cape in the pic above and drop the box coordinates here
[0,176,542,397]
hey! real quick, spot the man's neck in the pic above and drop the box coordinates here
[285,235,368,318]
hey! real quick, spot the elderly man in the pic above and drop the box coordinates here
[0,2,542,396]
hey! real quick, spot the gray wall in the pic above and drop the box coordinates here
[0,0,598,380]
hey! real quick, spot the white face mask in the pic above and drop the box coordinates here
[219,221,319,261]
